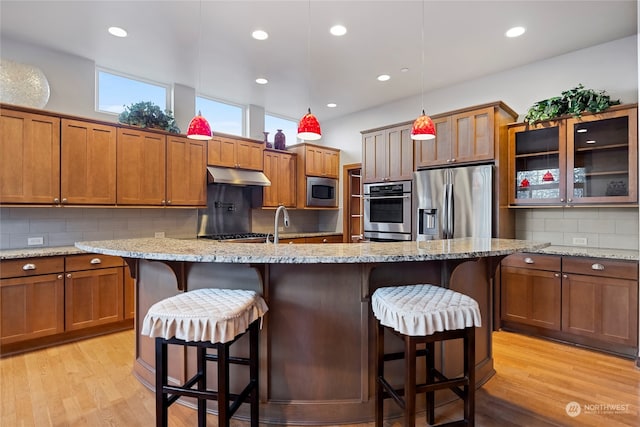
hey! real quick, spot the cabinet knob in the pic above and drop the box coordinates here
[161,200,166,205]
[90,258,102,265]
[167,200,172,205]
[524,257,534,264]
[62,198,68,203]
[560,198,565,202]
[322,238,328,243]
[54,198,60,204]
[567,198,573,202]
[57,274,63,280]
[591,263,605,271]
[66,273,72,278]
[289,241,293,244]
[22,263,36,271]
[450,158,456,163]
[563,274,568,279]
[554,273,560,278]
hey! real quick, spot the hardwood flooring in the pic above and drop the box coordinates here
[1,330,638,426]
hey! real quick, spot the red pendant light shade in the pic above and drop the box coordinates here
[187,111,212,140]
[297,108,322,141]
[411,110,436,140]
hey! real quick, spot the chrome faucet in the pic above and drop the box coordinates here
[273,205,290,244]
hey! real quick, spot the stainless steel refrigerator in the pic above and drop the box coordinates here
[414,164,493,240]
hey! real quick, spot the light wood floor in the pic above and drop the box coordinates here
[1,330,639,427]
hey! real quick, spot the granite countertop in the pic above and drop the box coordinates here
[0,245,87,260]
[530,245,639,261]
[278,231,343,239]
[74,237,549,264]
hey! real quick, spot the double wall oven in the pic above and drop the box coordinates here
[363,180,413,241]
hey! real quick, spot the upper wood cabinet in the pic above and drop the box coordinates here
[207,134,264,171]
[509,104,638,206]
[166,135,207,206]
[415,103,516,169]
[61,119,117,205]
[303,144,339,178]
[117,128,167,205]
[362,124,413,183]
[0,109,60,204]
[263,149,296,208]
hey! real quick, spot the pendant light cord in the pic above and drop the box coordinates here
[307,0,312,111]
[420,0,425,114]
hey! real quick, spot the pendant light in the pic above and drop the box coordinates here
[411,0,436,141]
[187,1,213,140]
[297,0,321,141]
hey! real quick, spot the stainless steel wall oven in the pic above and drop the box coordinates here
[363,180,413,241]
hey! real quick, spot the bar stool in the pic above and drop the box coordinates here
[371,284,481,427]
[141,288,268,427]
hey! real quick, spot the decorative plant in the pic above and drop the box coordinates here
[118,101,180,133]
[524,84,620,125]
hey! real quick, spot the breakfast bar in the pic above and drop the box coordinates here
[75,237,548,424]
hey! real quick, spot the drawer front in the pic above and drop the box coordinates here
[0,257,65,279]
[562,257,638,280]
[501,253,561,271]
[65,254,123,271]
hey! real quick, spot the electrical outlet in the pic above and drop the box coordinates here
[278,226,284,232]
[27,236,44,246]
[572,237,587,246]
[154,231,165,238]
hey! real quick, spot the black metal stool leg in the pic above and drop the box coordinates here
[217,342,230,427]
[375,321,385,427]
[155,338,168,427]
[197,345,207,427]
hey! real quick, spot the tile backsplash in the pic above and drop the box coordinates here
[0,207,198,250]
[515,207,639,250]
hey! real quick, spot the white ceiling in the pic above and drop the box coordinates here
[0,1,637,121]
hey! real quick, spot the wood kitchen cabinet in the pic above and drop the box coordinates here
[361,124,414,183]
[289,143,339,178]
[166,135,207,206]
[508,104,638,206]
[61,119,117,204]
[0,108,60,204]
[263,149,296,207]
[208,134,264,171]
[501,254,562,331]
[124,265,135,320]
[117,127,166,205]
[64,254,124,331]
[415,103,516,169]
[0,257,65,347]
[561,257,638,349]
[500,253,639,358]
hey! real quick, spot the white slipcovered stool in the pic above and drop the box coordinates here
[372,284,481,427]
[142,288,268,427]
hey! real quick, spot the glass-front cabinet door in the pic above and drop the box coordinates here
[509,121,567,205]
[567,107,637,204]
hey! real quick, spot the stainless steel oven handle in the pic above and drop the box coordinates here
[363,195,410,200]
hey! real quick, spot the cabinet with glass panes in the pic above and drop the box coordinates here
[508,104,637,206]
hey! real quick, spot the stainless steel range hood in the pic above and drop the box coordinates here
[206,166,271,186]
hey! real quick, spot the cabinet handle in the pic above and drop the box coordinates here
[322,238,328,243]
[62,198,68,203]
[67,273,72,278]
[560,198,565,202]
[57,274,63,280]
[524,257,534,264]
[567,198,572,202]
[450,158,456,163]
[563,274,568,279]
[22,263,36,271]
[591,263,605,271]
[554,273,560,278]
[167,200,171,205]
[90,258,102,265]
[53,198,60,204]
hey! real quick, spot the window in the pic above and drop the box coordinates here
[265,114,299,147]
[96,69,169,115]
[196,96,244,136]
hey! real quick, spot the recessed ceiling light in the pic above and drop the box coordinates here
[400,67,409,73]
[252,30,269,41]
[327,103,337,108]
[108,26,127,38]
[255,78,268,85]
[377,74,390,82]
[330,25,347,36]
[505,26,525,38]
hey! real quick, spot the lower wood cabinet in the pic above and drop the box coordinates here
[0,254,133,355]
[0,257,65,345]
[500,253,638,357]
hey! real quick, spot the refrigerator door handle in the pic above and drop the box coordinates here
[441,177,449,239]
[447,181,454,239]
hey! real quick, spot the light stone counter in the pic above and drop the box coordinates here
[75,237,550,264]
[0,245,87,260]
[531,245,639,261]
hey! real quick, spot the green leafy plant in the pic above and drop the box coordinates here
[524,84,621,125]
[118,101,180,133]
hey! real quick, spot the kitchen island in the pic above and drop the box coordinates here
[75,237,548,424]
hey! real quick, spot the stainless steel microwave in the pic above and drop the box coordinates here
[306,177,338,207]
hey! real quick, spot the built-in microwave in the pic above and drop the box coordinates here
[306,177,338,207]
